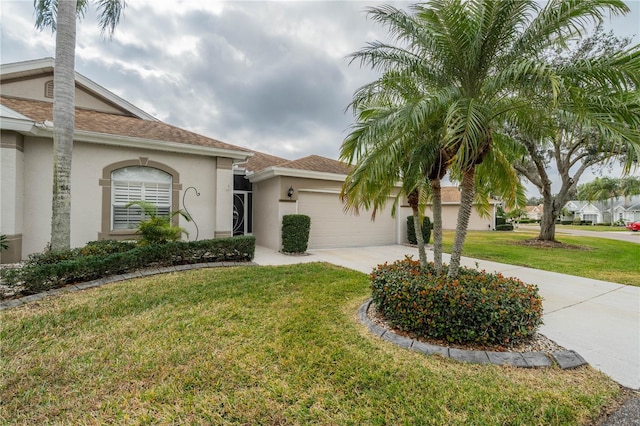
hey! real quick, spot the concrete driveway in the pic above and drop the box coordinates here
[254,244,640,390]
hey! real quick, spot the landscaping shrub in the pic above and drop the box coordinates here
[495,217,507,227]
[560,220,573,225]
[125,201,190,245]
[406,216,432,245]
[370,258,543,346]
[282,214,311,253]
[495,224,514,231]
[0,236,255,295]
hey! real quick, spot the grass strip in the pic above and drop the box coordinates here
[442,231,640,286]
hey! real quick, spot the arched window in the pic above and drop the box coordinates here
[111,166,172,229]
[99,158,181,240]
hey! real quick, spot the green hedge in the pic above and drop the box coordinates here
[495,224,514,231]
[406,216,432,245]
[370,258,543,346]
[282,214,311,253]
[1,236,255,295]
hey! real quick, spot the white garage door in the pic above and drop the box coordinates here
[297,191,397,249]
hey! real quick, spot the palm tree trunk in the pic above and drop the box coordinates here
[431,177,443,275]
[408,189,427,269]
[448,166,475,278]
[50,0,77,251]
[610,195,614,225]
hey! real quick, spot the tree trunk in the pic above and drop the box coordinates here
[408,189,427,269]
[50,0,77,250]
[536,170,562,241]
[448,166,475,278]
[431,178,443,275]
[538,192,559,241]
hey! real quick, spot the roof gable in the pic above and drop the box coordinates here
[0,58,156,120]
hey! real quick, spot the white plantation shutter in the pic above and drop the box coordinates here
[111,167,172,230]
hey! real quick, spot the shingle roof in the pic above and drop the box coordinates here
[277,155,352,175]
[441,186,462,203]
[0,95,250,153]
[244,151,288,172]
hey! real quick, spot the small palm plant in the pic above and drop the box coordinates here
[125,201,191,245]
[0,234,9,251]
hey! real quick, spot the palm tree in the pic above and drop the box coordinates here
[340,70,451,272]
[621,176,640,205]
[34,0,126,250]
[346,0,636,278]
[341,114,443,270]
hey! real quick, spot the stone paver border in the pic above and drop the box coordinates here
[357,299,587,369]
[0,261,256,310]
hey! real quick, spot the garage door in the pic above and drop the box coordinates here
[297,191,397,249]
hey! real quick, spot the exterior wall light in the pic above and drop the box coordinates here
[287,186,294,198]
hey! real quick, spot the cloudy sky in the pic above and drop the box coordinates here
[1,0,639,195]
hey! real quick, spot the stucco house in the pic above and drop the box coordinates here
[525,204,543,221]
[563,197,640,224]
[1,58,496,263]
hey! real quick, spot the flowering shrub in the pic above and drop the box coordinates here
[370,257,543,346]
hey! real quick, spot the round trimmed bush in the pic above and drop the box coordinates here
[370,258,543,346]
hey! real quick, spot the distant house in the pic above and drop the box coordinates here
[1,58,496,263]
[525,204,543,221]
[563,196,640,224]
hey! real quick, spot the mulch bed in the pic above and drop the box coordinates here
[512,238,591,250]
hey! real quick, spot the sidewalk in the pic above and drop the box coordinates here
[254,245,640,390]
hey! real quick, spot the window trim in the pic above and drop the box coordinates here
[99,158,182,240]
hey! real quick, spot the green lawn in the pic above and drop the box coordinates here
[521,224,629,232]
[442,230,640,286]
[1,264,619,425]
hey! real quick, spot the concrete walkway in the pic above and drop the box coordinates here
[254,245,640,390]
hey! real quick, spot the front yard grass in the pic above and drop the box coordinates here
[1,264,620,425]
[525,224,629,232]
[442,230,640,286]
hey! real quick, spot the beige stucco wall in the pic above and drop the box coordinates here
[0,132,24,234]
[251,177,282,250]
[253,175,410,249]
[0,131,25,263]
[18,136,223,258]
[215,158,233,238]
[1,76,125,114]
[424,204,494,231]
[280,176,343,199]
[252,175,344,251]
